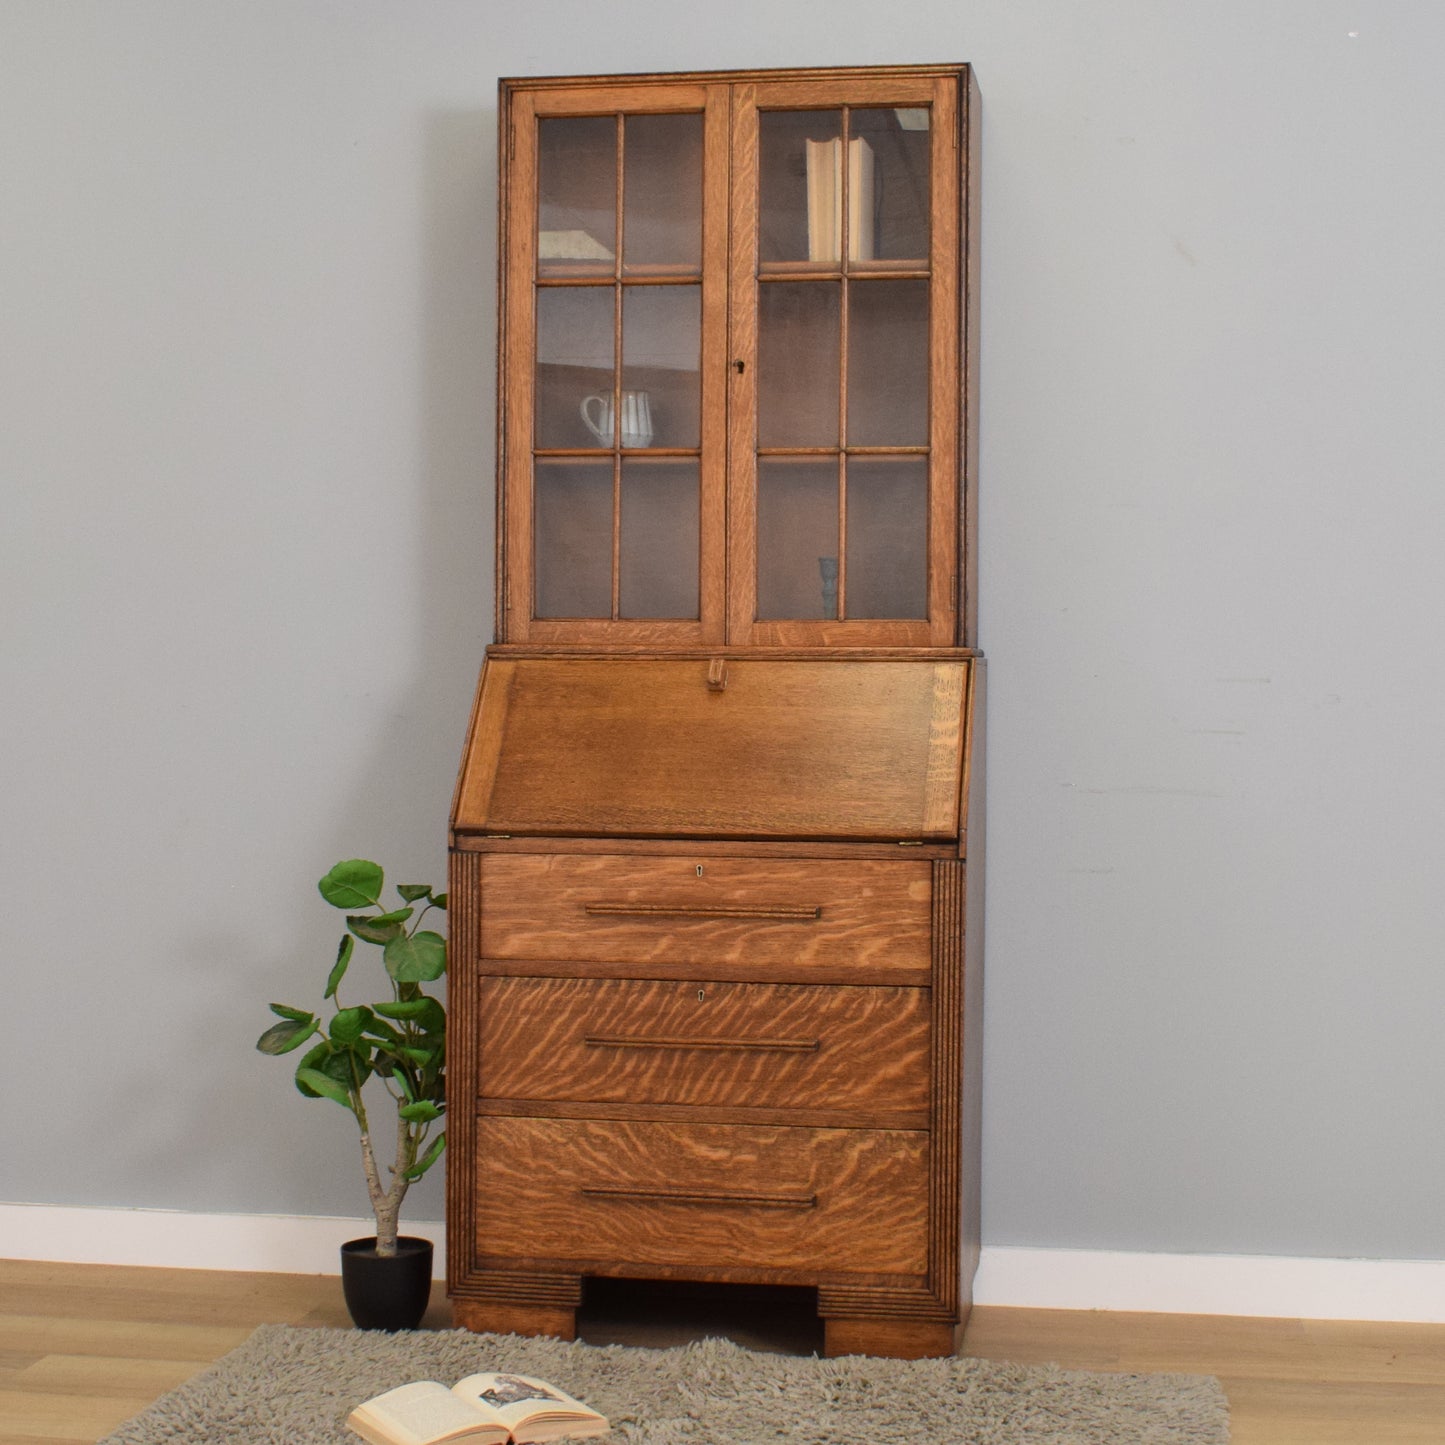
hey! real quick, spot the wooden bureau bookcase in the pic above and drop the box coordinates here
[449,63,982,1359]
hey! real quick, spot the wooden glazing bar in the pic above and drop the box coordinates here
[758,264,930,280]
[610,113,625,621]
[534,447,702,459]
[538,271,704,286]
[755,445,930,457]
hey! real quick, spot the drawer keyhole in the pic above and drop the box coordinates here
[696,864,704,877]
[697,988,706,1003]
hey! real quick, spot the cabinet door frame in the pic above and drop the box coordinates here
[498,81,730,646]
[726,74,961,648]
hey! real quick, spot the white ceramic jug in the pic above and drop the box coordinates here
[580,390,653,448]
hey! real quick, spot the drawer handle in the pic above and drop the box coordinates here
[579,1185,817,1210]
[584,1034,821,1054]
[583,902,822,921]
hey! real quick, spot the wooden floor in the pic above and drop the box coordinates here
[2,1259,1443,1444]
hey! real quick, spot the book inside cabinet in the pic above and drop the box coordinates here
[450,63,982,1360]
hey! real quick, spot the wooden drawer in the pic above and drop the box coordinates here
[476,976,929,1119]
[478,854,931,982]
[473,1116,929,1278]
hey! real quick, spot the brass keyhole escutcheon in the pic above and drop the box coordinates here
[696,864,704,877]
[698,988,706,1003]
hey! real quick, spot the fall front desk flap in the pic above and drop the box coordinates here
[452,654,975,842]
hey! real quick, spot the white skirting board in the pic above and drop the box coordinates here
[0,1203,449,1280]
[971,1245,1445,1323]
[3,1203,1443,1321]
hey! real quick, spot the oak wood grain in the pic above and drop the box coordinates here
[454,655,969,840]
[456,62,983,1362]
[473,1116,930,1278]
[475,975,930,1114]
[960,67,981,647]
[476,852,931,976]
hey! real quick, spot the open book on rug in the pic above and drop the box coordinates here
[346,1371,609,1445]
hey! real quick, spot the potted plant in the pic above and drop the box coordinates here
[256,858,447,1329]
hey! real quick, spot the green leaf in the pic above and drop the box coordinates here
[384,930,446,983]
[329,1006,373,1044]
[318,859,383,910]
[400,1047,443,1077]
[256,1017,317,1055]
[403,1131,447,1181]
[325,935,354,999]
[360,1017,404,1047]
[371,907,414,926]
[296,1039,332,1073]
[268,1002,312,1022]
[295,1066,357,1111]
[432,893,447,910]
[297,1043,371,1099]
[373,997,445,1035]
[348,915,403,946]
[399,1100,443,1123]
[293,1041,333,1096]
[372,999,427,1018]
[396,884,432,903]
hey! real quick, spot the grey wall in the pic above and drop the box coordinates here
[3,1,1443,1262]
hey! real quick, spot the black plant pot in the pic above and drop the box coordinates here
[340,1236,433,1330]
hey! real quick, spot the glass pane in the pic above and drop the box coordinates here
[845,457,928,618]
[757,458,839,619]
[623,113,702,271]
[847,279,929,446]
[620,459,700,618]
[757,282,840,448]
[535,287,615,448]
[850,107,930,262]
[537,116,617,275]
[535,460,613,618]
[622,286,700,448]
[758,110,842,264]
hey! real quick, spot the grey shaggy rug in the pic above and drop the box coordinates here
[100,1322,1229,1444]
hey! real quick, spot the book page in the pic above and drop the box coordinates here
[451,1374,607,1440]
[347,1381,508,1445]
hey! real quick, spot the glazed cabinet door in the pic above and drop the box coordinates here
[728,74,961,647]
[499,82,730,645]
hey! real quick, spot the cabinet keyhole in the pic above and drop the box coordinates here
[698,988,706,1002]
[696,864,704,877]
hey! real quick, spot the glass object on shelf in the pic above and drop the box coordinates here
[622,285,701,447]
[847,278,929,447]
[850,107,931,263]
[623,113,703,272]
[757,281,840,448]
[758,109,843,264]
[538,116,617,275]
[619,459,700,618]
[534,460,613,617]
[845,456,928,618]
[756,457,839,619]
[535,287,615,449]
